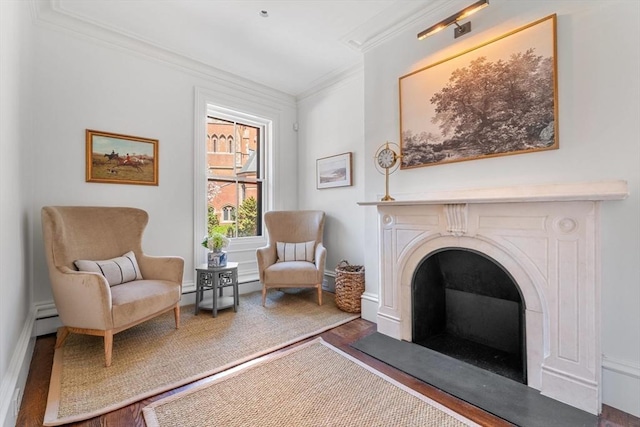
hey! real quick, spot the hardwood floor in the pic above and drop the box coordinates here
[16,318,640,427]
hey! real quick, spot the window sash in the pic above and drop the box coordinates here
[206,175,263,238]
[195,88,276,280]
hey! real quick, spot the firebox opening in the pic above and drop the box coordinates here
[412,248,526,384]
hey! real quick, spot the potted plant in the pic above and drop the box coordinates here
[202,232,230,268]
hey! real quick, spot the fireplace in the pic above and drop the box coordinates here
[412,248,526,383]
[359,181,628,415]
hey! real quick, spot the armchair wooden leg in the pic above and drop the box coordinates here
[174,304,180,329]
[317,285,323,306]
[262,286,267,307]
[55,327,70,349]
[104,330,113,368]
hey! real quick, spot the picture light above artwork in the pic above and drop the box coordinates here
[417,0,489,40]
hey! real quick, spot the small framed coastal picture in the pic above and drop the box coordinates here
[316,152,352,189]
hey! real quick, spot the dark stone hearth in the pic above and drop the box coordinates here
[351,333,598,427]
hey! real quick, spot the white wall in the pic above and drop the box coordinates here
[3,2,300,419]
[1,2,299,421]
[359,0,639,416]
[3,0,638,421]
[0,2,36,425]
[297,70,366,277]
[28,11,298,306]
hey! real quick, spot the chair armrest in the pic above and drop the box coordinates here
[315,242,327,273]
[138,254,185,285]
[256,245,277,282]
[51,267,114,330]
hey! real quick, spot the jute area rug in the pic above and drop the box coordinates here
[44,289,358,426]
[143,338,480,427]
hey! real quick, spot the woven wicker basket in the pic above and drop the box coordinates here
[334,260,365,313]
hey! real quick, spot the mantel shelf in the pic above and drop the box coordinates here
[358,180,628,206]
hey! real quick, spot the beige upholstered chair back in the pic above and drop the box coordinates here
[258,210,327,306]
[41,205,184,367]
[263,210,325,247]
[42,206,147,272]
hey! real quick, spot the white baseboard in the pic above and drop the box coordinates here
[322,271,336,292]
[602,355,640,417]
[34,300,62,336]
[0,307,36,427]
[34,279,263,336]
[360,291,378,323]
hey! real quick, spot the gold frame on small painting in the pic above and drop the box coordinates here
[86,129,159,186]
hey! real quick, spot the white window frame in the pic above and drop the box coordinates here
[194,88,274,273]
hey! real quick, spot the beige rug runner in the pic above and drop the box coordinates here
[143,338,480,427]
[44,289,358,426]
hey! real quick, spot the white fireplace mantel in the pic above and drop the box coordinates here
[358,180,628,206]
[359,180,628,415]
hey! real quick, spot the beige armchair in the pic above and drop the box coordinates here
[256,210,326,306]
[41,206,184,367]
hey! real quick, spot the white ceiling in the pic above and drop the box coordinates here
[49,0,439,96]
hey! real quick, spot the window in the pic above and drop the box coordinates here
[222,205,235,223]
[206,116,263,238]
[208,134,218,152]
[194,89,275,266]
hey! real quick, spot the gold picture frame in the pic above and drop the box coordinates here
[86,129,158,185]
[400,14,558,169]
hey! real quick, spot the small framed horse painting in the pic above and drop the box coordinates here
[86,129,159,185]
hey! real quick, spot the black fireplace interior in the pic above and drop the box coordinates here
[412,248,526,383]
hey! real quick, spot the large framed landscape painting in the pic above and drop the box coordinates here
[86,129,159,185]
[399,14,558,169]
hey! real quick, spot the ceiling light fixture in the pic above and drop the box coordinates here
[259,10,269,18]
[417,0,489,40]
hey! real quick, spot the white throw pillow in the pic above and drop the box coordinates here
[74,250,143,286]
[276,241,315,263]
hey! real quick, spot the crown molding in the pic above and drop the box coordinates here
[343,0,482,53]
[295,0,474,100]
[296,60,364,102]
[29,0,481,100]
[31,0,296,107]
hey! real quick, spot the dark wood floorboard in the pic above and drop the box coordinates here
[16,318,640,427]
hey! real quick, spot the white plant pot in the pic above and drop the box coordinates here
[207,250,227,268]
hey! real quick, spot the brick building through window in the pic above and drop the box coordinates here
[206,116,261,238]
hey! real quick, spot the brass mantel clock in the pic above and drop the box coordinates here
[374,142,401,201]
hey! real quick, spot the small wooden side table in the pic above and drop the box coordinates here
[195,262,239,317]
